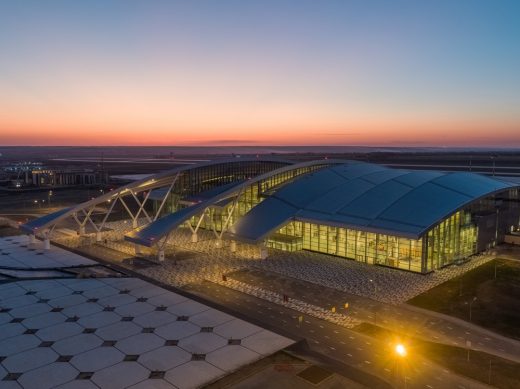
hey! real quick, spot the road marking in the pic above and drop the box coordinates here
[329,347,336,350]
[347,353,352,357]
[340,341,345,345]
[364,360,371,364]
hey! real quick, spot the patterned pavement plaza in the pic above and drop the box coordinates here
[0,236,294,389]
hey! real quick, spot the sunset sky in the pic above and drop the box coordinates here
[1,0,519,147]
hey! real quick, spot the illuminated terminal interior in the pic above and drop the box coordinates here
[22,158,520,274]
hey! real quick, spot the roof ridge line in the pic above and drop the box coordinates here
[347,170,451,221]
[334,170,411,217]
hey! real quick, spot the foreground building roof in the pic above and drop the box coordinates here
[228,161,518,242]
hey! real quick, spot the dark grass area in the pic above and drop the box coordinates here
[408,258,520,340]
[297,365,333,384]
[204,351,306,389]
[355,322,520,389]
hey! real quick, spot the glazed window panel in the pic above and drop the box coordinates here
[425,209,478,270]
[356,231,367,262]
[346,229,357,259]
[337,228,346,257]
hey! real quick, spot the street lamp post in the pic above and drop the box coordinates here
[369,278,377,295]
[369,279,378,324]
[395,343,407,388]
[491,154,497,177]
[469,296,477,322]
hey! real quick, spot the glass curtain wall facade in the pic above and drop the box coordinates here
[154,160,289,216]
[175,160,287,197]
[190,163,332,231]
[269,209,480,273]
[426,211,478,271]
[271,221,424,272]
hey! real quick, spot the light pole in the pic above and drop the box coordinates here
[395,343,407,388]
[369,278,377,295]
[469,296,477,322]
[494,205,499,247]
[369,279,378,324]
[48,190,52,205]
[488,359,492,384]
[491,154,497,177]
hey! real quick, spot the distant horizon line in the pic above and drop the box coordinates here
[1,145,520,150]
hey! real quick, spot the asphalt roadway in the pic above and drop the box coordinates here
[230,268,520,364]
[185,281,489,389]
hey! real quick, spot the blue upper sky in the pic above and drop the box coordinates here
[1,0,519,146]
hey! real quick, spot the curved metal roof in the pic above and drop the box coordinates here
[228,161,519,242]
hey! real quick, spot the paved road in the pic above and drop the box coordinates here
[186,281,488,389]
[230,268,520,363]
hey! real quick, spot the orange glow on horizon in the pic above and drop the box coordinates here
[2,115,519,147]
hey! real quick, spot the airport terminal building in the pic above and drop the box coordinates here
[23,158,520,274]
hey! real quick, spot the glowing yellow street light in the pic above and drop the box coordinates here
[395,344,407,357]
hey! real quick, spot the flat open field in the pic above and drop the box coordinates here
[408,258,520,340]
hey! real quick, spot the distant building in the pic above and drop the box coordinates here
[1,162,106,189]
[30,168,103,187]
